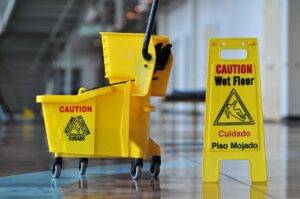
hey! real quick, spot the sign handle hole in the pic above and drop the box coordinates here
[220,49,247,60]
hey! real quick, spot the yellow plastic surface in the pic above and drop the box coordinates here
[101,32,172,96]
[37,81,158,158]
[202,38,267,183]
[37,32,173,160]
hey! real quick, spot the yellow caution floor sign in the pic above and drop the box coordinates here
[202,38,267,183]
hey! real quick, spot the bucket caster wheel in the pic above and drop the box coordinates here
[150,156,161,178]
[130,158,143,180]
[78,158,88,176]
[51,157,62,178]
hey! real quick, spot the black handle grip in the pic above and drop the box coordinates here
[142,0,159,61]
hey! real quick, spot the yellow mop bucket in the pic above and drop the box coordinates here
[36,0,173,180]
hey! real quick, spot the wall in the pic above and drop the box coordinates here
[287,0,300,118]
[157,0,289,120]
[263,0,283,121]
[158,1,196,92]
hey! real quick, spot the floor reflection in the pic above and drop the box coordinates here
[202,182,267,199]
[0,110,299,198]
[59,174,163,199]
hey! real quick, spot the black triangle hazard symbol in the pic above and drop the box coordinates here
[64,116,90,136]
[214,89,254,126]
[71,122,83,135]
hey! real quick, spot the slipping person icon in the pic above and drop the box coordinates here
[224,100,246,121]
[214,89,255,126]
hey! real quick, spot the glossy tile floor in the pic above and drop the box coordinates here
[0,111,299,198]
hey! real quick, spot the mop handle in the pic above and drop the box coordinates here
[142,0,159,61]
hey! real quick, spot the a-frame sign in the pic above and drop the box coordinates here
[202,38,267,183]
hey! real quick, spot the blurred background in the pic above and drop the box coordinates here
[0,1,299,198]
[0,0,297,123]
